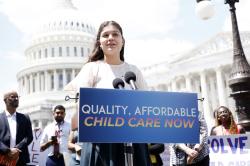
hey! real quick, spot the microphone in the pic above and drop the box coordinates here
[112,77,134,166]
[124,71,137,90]
[113,78,125,89]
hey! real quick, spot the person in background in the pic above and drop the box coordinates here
[0,91,33,166]
[148,143,165,166]
[68,128,81,166]
[40,105,71,166]
[210,106,245,135]
[64,20,151,166]
[169,111,209,166]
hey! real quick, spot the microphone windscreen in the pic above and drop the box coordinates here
[124,71,136,84]
[113,78,125,89]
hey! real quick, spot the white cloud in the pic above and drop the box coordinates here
[0,0,47,34]
[0,0,194,68]
[126,38,194,67]
[0,0,180,37]
[74,0,180,38]
[0,50,24,111]
[1,50,24,61]
[73,0,195,67]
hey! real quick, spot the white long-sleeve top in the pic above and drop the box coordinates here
[65,60,147,92]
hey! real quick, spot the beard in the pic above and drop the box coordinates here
[10,100,19,108]
[55,118,64,123]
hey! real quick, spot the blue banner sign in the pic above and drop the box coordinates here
[79,88,199,143]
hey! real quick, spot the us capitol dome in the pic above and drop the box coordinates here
[16,0,95,128]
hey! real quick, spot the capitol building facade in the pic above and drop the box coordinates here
[16,0,95,128]
[142,32,250,130]
[15,0,250,131]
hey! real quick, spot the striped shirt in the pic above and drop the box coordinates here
[169,111,209,165]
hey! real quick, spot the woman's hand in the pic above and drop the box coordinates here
[75,144,82,155]
[185,148,198,159]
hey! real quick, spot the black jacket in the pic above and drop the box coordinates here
[0,111,33,165]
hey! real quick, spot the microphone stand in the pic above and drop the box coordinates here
[124,143,133,166]
[123,71,140,166]
[113,78,134,166]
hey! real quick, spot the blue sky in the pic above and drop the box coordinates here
[0,0,250,109]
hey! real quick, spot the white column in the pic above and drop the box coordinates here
[209,76,217,110]
[167,83,171,92]
[200,71,212,129]
[63,69,67,87]
[215,67,227,106]
[62,46,66,57]
[55,46,59,57]
[24,75,29,94]
[29,74,33,94]
[36,72,40,92]
[70,46,74,57]
[72,69,76,80]
[54,70,58,91]
[171,78,177,92]
[48,46,51,58]
[41,72,44,91]
[40,49,44,59]
[38,120,43,129]
[179,79,185,91]
[77,46,81,57]
[44,71,48,91]
[185,74,192,91]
